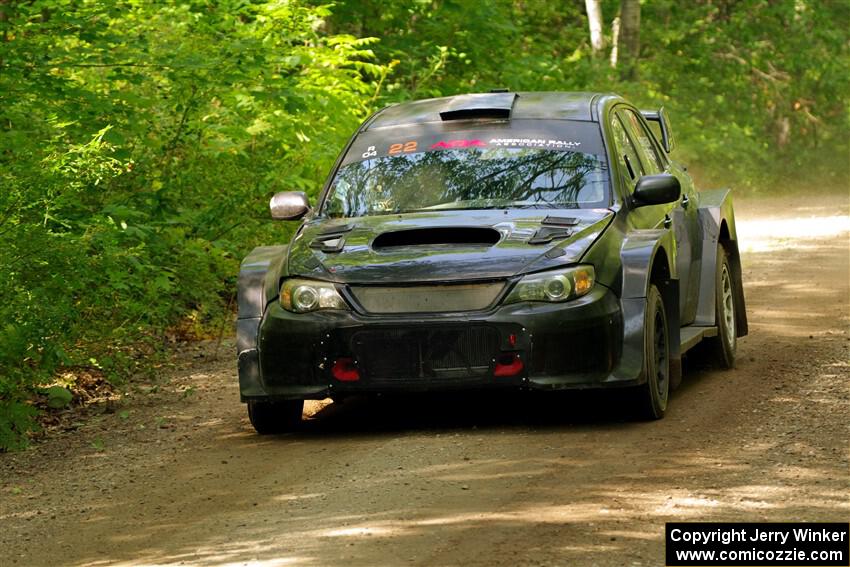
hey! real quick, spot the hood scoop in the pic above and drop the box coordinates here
[372,227,501,249]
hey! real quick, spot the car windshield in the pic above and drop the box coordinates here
[322,147,609,218]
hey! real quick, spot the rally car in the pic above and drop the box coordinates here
[236,91,748,433]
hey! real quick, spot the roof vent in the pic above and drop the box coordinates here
[439,93,517,121]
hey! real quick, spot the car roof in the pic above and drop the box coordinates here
[364,92,619,130]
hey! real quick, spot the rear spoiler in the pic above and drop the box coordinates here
[640,107,676,153]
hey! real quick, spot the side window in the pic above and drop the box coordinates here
[610,115,645,193]
[621,109,665,174]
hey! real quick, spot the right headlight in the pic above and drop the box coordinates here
[280,279,349,313]
[503,265,595,305]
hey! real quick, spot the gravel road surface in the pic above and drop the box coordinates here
[2,195,848,567]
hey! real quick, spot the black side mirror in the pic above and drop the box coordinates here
[270,191,311,220]
[633,174,681,207]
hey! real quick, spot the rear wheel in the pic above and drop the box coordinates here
[247,399,304,434]
[636,284,670,420]
[707,246,737,369]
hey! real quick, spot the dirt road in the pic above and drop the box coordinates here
[2,195,848,567]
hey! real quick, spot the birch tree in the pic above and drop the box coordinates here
[584,0,605,56]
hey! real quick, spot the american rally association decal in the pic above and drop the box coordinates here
[488,138,581,149]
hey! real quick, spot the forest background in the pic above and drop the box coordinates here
[1,0,847,448]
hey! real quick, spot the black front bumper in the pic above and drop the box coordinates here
[239,285,647,401]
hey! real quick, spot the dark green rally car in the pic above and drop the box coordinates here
[237,91,748,433]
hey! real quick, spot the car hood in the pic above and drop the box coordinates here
[286,209,614,284]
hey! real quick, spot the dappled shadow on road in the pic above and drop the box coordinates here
[42,337,847,567]
[62,405,847,566]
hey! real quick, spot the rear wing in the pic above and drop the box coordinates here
[640,107,676,153]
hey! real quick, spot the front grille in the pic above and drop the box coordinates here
[348,282,505,314]
[350,326,499,381]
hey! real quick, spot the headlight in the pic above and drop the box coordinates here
[504,265,595,304]
[280,279,348,313]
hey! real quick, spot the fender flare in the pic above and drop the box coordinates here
[616,229,682,387]
[237,245,288,399]
[693,190,748,336]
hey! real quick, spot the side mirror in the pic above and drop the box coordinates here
[633,174,681,207]
[270,191,310,220]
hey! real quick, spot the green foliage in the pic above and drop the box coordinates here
[0,0,388,449]
[325,0,849,191]
[0,400,38,451]
[1,0,846,449]
[636,0,850,191]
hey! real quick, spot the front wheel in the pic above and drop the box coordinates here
[707,246,737,369]
[247,399,304,434]
[636,284,670,420]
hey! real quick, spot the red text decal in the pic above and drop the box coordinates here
[429,139,487,150]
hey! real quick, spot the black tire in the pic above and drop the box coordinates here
[247,399,304,434]
[636,284,670,420]
[707,246,737,369]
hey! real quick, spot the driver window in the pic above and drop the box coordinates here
[610,115,645,194]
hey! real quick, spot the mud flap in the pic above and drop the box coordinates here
[693,189,748,336]
[237,318,266,399]
[658,279,682,390]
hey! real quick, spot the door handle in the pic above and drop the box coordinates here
[663,215,672,229]
[681,194,690,208]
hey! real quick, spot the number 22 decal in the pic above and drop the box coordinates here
[388,141,417,155]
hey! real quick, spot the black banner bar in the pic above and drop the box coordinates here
[666,522,849,566]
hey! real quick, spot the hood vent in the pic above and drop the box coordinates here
[528,215,580,245]
[528,227,573,245]
[373,227,501,249]
[310,234,346,253]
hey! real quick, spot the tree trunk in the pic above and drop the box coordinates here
[618,0,640,80]
[609,16,619,68]
[584,0,605,56]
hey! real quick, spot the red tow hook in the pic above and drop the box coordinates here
[494,353,524,377]
[332,357,361,381]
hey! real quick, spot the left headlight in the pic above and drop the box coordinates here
[280,279,349,313]
[503,265,595,305]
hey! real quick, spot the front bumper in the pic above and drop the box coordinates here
[239,285,646,401]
